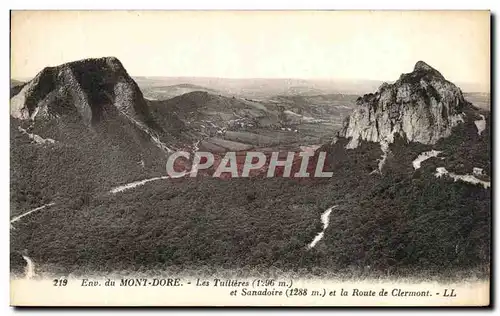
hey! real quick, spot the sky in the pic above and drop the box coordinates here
[11,11,490,90]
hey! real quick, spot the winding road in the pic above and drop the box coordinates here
[110,143,201,194]
[10,203,56,228]
[307,205,337,249]
[22,255,35,279]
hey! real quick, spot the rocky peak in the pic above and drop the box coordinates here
[405,60,446,82]
[414,60,442,75]
[10,57,150,126]
[339,61,469,148]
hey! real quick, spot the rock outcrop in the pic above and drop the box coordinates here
[10,57,151,126]
[339,61,469,148]
[10,57,177,154]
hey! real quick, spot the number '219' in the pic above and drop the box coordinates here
[53,278,68,286]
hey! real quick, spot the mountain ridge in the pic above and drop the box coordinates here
[10,57,153,127]
[338,61,481,148]
[10,57,491,279]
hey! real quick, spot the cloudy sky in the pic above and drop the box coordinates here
[11,11,490,90]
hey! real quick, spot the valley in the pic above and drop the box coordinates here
[9,58,491,281]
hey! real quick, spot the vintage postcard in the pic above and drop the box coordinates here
[9,10,491,306]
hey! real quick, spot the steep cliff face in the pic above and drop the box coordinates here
[339,61,469,148]
[10,57,150,126]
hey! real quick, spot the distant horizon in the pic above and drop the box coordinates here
[11,74,490,94]
[10,57,489,88]
[11,11,490,91]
